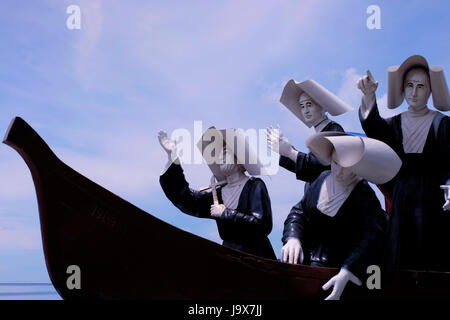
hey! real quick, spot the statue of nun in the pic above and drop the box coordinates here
[267,80,352,186]
[281,132,401,300]
[158,127,276,260]
[358,55,450,272]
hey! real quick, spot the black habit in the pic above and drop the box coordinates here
[282,171,388,278]
[360,103,450,272]
[160,162,276,260]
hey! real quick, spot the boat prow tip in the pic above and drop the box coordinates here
[3,116,23,147]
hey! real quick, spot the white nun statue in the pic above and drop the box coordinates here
[158,127,276,260]
[267,79,352,185]
[281,132,401,300]
[358,55,450,272]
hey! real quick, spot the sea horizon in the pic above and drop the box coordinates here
[0,283,61,300]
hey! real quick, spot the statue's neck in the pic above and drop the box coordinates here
[407,104,429,117]
[313,115,329,132]
[226,170,247,186]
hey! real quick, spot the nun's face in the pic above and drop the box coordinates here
[218,146,244,176]
[219,163,244,176]
[331,160,354,183]
[403,68,431,110]
[299,93,324,125]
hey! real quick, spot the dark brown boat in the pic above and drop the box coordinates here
[3,116,450,300]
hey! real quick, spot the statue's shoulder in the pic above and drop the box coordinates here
[433,111,449,137]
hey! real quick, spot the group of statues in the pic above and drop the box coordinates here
[157,55,450,299]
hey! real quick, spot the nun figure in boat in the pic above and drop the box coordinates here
[357,55,450,272]
[158,127,276,260]
[266,80,352,185]
[281,132,401,300]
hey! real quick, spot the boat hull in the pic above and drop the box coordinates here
[3,117,450,300]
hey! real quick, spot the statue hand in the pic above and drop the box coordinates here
[357,70,378,96]
[266,125,297,159]
[322,268,362,300]
[358,70,378,115]
[210,204,226,218]
[281,238,304,264]
[441,185,450,211]
[158,130,177,160]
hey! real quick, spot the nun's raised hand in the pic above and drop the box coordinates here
[266,125,297,161]
[266,125,280,152]
[281,238,304,264]
[158,130,177,161]
[358,70,378,116]
[357,70,378,96]
[441,185,450,211]
[322,268,362,300]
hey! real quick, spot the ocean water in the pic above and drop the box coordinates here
[0,283,61,300]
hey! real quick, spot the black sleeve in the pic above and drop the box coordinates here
[280,151,330,182]
[159,161,214,219]
[437,116,450,184]
[326,122,345,132]
[279,121,342,181]
[279,154,297,174]
[281,200,310,248]
[218,179,273,236]
[359,102,396,148]
[295,152,330,182]
[342,183,388,277]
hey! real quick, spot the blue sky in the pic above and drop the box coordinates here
[0,0,449,293]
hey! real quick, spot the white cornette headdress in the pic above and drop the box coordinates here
[280,79,354,128]
[306,131,402,184]
[196,127,266,180]
[388,55,450,111]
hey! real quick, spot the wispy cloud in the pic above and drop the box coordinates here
[377,93,402,118]
[337,68,362,109]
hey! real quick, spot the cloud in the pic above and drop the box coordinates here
[260,79,289,107]
[0,0,326,204]
[66,0,323,114]
[377,93,402,118]
[337,68,363,108]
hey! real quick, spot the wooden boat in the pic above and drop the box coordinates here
[3,116,450,300]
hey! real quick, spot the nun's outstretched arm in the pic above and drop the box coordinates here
[357,71,396,148]
[358,101,397,149]
[357,70,379,119]
[280,123,344,182]
[160,161,215,219]
[294,152,330,182]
